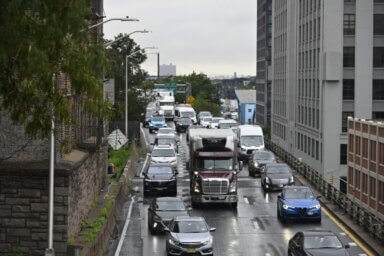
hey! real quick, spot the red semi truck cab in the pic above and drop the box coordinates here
[187,129,243,208]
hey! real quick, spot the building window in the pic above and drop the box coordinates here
[348,167,354,186]
[343,80,354,100]
[370,177,376,199]
[362,173,368,194]
[374,14,384,35]
[344,14,355,35]
[375,0,384,3]
[370,140,377,162]
[316,141,319,160]
[373,112,384,119]
[373,47,384,67]
[362,138,368,158]
[349,134,354,153]
[355,137,361,155]
[355,170,360,190]
[340,144,347,165]
[342,112,354,133]
[373,80,384,100]
[379,143,384,165]
[379,181,384,203]
[343,47,355,67]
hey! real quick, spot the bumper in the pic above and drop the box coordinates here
[167,242,213,256]
[150,161,177,168]
[238,151,252,160]
[176,125,189,132]
[149,126,164,131]
[265,182,294,191]
[281,208,321,221]
[192,194,238,203]
[248,166,263,176]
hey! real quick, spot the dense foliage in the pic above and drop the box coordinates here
[0,0,109,138]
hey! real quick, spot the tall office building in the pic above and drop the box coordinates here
[271,0,384,189]
[160,63,176,76]
[256,0,273,127]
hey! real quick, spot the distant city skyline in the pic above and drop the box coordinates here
[103,0,257,77]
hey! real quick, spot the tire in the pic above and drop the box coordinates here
[277,208,280,219]
[149,129,153,134]
[191,201,199,208]
[231,202,238,208]
[315,217,322,223]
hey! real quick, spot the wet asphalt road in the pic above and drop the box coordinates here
[116,121,368,256]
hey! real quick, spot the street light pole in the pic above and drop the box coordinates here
[83,16,139,31]
[125,47,157,140]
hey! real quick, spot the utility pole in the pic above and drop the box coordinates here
[157,52,160,81]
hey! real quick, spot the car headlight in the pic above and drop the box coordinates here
[164,124,168,127]
[289,176,294,183]
[169,239,180,246]
[203,238,213,246]
[312,204,321,210]
[229,181,237,193]
[265,177,270,183]
[193,182,200,193]
[283,204,294,210]
[254,162,259,168]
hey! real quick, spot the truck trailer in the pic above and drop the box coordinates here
[187,129,243,208]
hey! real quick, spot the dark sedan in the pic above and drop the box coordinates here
[248,150,276,177]
[175,117,192,133]
[288,230,350,256]
[143,165,177,196]
[147,197,190,233]
[261,163,295,191]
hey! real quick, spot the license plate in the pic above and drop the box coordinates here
[187,248,196,253]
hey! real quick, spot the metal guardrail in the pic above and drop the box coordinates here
[265,139,384,244]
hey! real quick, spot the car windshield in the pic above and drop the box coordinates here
[266,166,291,174]
[202,117,212,122]
[159,129,173,134]
[197,158,233,171]
[152,116,164,122]
[304,235,343,249]
[152,149,175,157]
[254,151,275,160]
[172,221,208,233]
[241,135,264,147]
[211,118,223,123]
[181,111,195,118]
[179,118,192,124]
[284,188,314,199]
[160,102,173,106]
[147,167,173,174]
[200,112,211,117]
[156,201,185,211]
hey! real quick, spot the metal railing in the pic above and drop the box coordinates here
[265,139,384,244]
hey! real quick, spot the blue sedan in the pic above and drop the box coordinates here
[149,115,167,133]
[277,186,321,223]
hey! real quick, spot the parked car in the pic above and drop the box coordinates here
[149,145,178,169]
[165,216,215,256]
[175,117,192,133]
[149,115,167,133]
[186,125,205,143]
[248,150,276,177]
[277,186,321,223]
[147,197,190,233]
[288,230,349,255]
[261,163,295,191]
[143,165,177,196]
[158,127,176,135]
[208,117,224,129]
[200,116,213,128]
[153,134,179,153]
[197,111,212,124]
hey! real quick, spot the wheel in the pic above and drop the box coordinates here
[231,202,238,208]
[315,217,322,223]
[149,129,153,134]
[277,208,280,219]
[191,201,199,208]
[280,214,286,224]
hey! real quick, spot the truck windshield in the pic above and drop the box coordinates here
[181,111,195,118]
[160,102,173,106]
[241,136,264,147]
[197,158,233,171]
[152,116,164,122]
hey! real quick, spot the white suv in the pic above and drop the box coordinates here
[149,145,178,168]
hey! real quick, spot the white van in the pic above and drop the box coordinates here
[237,125,264,160]
[174,106,197,124]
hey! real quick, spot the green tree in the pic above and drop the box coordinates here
[106,34,151,121]
[0,0,108,139]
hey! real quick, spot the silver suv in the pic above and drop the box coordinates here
[149,145,178,168]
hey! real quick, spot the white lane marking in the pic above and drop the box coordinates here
[140,155,149,177]
[104,184,112,199]
[339,232,347,236]
[266,254,271,256]
[349,242,357,247]
[358,254,368,256]
[114,196,136,256]
[140,124,149,146]
[243,197,249,204]
[180,133,183,141]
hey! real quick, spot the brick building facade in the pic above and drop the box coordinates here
[347,117,384,220]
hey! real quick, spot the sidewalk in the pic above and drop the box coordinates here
[295,174,383,256]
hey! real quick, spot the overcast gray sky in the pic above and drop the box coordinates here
[104,0,256,77]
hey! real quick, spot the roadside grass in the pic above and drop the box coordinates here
[108,146,132,182]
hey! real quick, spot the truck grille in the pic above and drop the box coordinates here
[246,149,254,154]
[164,110,172,115]
[202,179,229,194]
